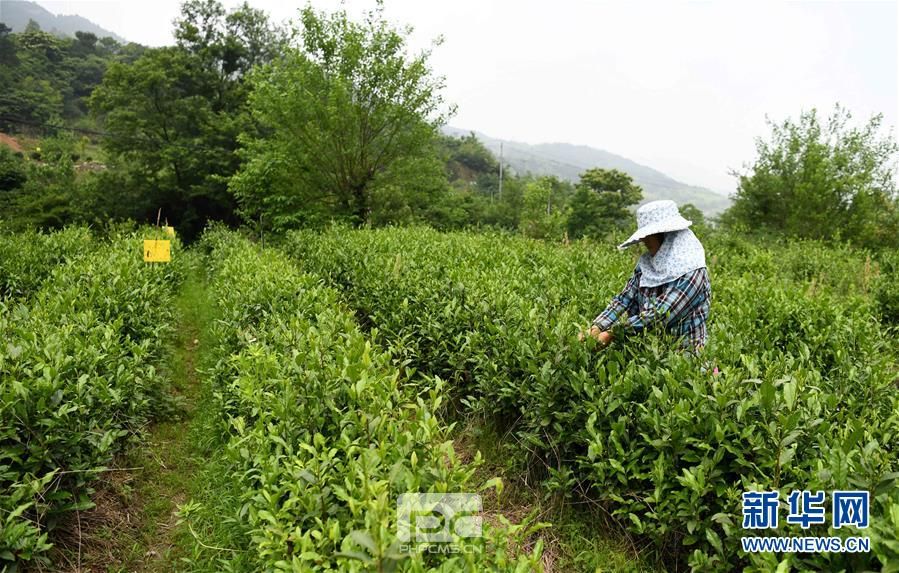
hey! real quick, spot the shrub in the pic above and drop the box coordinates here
[0,227,93,299]
[285,226,899,572]
[0,228,183,567]
[186,229,545,571]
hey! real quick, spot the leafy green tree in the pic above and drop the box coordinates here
[174,0,282,96]
[97,36,120,55]
[566,187,600,239]
[91,0,281,239]
[0,23,16,66]
[421,186,484,230]
[483,176,524,229]
[0,146,27,193]
[723,105,899,248]
[440,132,499,180]
[230,4,453,230]
[566,168,642,239]
[92,47,235,237]
[0,135,88,229]
[72,31,98,55]
[520,176,567,239]
[679,202,706,227]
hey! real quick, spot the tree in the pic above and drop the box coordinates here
[482,176,524,229]
[0,23,16,66]
[441,132,499,178]
[91,47,237,237]
[230,3,453,229]
[73,31,98,55]
[723,105,899,248]
[520,176,567,239]
[566,168,642,239]
[679,203,706,227]
[174,0,281,91]
[97,36,120,55]
[91,0,281,239]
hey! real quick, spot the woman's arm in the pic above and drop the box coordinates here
[592,268,641,332]
[582,270,639,346]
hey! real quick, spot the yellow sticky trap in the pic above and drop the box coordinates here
[163,226,176,238]
[143,239,171,263]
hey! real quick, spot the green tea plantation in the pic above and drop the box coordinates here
[1,224,897,572]
[285,226,899,572]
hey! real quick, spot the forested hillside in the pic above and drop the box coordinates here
[0,19,142,128]
[443,126,733,215]
[2,1,893,248]
[0,0,125,41]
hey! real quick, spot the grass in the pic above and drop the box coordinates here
[120,254,211,572]
[453,416,663,573]
[33,253,213,573]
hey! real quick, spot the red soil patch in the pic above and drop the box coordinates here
[0,132,23,153]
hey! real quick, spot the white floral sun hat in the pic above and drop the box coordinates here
[617,200,693,250]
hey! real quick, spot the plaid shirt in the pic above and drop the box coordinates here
[593,266,711,349]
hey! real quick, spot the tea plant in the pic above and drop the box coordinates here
[188,229,545,572]
[0,229,183,568]
[0,227,93,300]
[285,225,899,572]
[873,249,899,324]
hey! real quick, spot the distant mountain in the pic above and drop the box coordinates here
[443,126,732,217]
[0,0,126,42]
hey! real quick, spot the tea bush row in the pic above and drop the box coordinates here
[285,226,899,572]
[0,227,94,300]
[0,229,183,567]
[194,229,544,572]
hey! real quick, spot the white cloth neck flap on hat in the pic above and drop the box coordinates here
[636,228,706,288]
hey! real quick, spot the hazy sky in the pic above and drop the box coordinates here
[27,0,899,194]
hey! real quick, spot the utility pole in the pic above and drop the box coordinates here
[498,141,503,200]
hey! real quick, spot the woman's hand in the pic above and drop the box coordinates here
[596,329,613,346]
[579,325,613,346]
